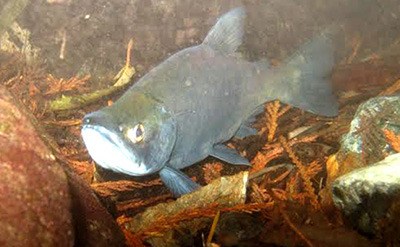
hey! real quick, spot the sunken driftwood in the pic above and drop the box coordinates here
[49,39,136,112]
[124,171,249,246]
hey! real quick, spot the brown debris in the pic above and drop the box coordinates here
[67,159,94,183]
[379,78,400,96]
[261,100,291,142]
[280,136,321,210]
[203,162,224,183]
[280,207,314,247]
[264,100,280,141]
[125,172,249,233]
[250,148,281,174]
[0,54,357,245]
[116,194,172,213]
[384,129,400,153]
[44,74,90,95]
[345,34,362,65]
[132,202,274,241]
[92,179,163,198]
[4,10,399,244]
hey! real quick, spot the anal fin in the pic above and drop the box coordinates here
[159,166,200,197]
[235,125,257,139]
[210,144,250,165]
[235,105,263,139]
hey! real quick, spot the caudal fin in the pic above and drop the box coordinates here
[278,32,338,117]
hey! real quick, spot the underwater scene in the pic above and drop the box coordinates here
[1,0,400,246]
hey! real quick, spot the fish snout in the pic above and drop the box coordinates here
[82,111,108,127]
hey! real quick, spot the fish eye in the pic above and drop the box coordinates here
[126,123,145,143]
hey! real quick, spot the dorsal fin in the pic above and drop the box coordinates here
[202,7,246,54]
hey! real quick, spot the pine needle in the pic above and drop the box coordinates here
[279,136,320,210]
[116,195,171,212]
[91,179,162,197]
[265,100,280,142]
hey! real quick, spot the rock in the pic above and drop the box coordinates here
[340,95,400,165]
[328,95,400,185]
[329,95,400,238]
[328,95,400,236]
[0,85,125,246]
[215,212,263,246]
[332,153,400,235]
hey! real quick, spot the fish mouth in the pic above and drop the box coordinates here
[81,124,152,176]
[82,124,120,147]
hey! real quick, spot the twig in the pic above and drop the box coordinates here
[42,119,82,126]
[113,38,135,87]
[262,166,294,186]
[59,29,67,59]
[346,34,361,64]
[280,207,314,247]
[206,211,220,245]
[249,163,293,180]
[126,39,133,68]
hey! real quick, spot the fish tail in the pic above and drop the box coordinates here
[275,32,338,117]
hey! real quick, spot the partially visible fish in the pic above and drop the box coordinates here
[81,7,338,197]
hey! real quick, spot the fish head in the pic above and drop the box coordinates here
[81,92,177,176]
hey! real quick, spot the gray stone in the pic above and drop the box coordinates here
[332,153,400,235]
[341,95,400,158]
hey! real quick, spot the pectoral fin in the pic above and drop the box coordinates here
[159,166,200,197]
[210,144,250,165]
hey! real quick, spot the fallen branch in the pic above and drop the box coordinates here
[121,172,250,245]
[48,39,136,112]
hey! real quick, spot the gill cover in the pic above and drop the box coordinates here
[82,91,177,176]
